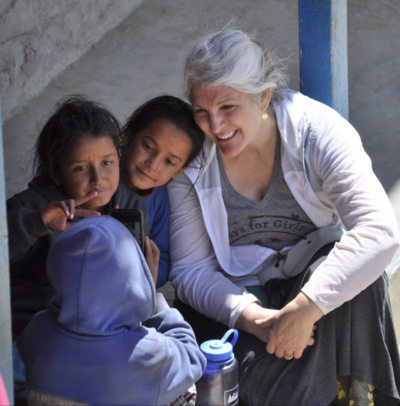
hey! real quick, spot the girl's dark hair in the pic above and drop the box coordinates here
[123,95,205,168]
[34,95,122,182]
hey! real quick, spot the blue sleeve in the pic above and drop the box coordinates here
[145,186,170,288]
[143,308,207,405]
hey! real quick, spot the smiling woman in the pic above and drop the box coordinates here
[191,85,270,159]
[168,27,400,405]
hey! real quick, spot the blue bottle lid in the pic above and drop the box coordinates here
[200,329,239,362]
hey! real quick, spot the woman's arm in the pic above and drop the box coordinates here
[256,104,399,358]
[169,174,317,346]
[302,105,399,314]
[168,173,259,328]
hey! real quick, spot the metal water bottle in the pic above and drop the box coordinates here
[196,329,239,406]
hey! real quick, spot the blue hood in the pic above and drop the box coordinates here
[18,216,206,405]
[46,215,155,335]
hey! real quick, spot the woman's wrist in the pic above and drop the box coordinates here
[286,292,324,324]
[234,293,323,340]
[235,302,277,334]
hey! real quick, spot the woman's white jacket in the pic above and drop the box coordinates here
[167,90,399,328]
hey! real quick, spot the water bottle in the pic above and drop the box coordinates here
[196,329,239,406]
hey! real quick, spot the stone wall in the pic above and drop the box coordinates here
[0,0,143,122]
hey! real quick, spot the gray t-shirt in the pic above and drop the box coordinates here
[218,135,317,252]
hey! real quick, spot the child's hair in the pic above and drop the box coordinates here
[34,95,122,183]
[123,95,205,168]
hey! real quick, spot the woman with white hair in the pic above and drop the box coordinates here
[168,27,400,405]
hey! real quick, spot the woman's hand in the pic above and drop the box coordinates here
[255,292,323,359]
[40,192,100,231]
[234,303,279,343]
[144,237,160,287]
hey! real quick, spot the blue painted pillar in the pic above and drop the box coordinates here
[0,93,13,405]
[299,0,349,120]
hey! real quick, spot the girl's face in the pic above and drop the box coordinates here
[124,118,192,191]
[52,135,119,211]
[191,85,270,158]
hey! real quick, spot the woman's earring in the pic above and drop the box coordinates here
[262,111,268,120]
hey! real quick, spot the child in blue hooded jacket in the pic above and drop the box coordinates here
[17,215,206,406]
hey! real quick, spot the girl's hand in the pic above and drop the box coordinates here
[40,192,100,231]
[255,292,323,359]
[144,237,160,287]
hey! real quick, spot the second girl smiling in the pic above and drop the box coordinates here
[121,95,205,288]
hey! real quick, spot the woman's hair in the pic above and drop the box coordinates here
[34,95,122,182]
[184,27,289,104]
[123,95,205,168]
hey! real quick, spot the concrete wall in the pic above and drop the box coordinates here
[0,0,143,122]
